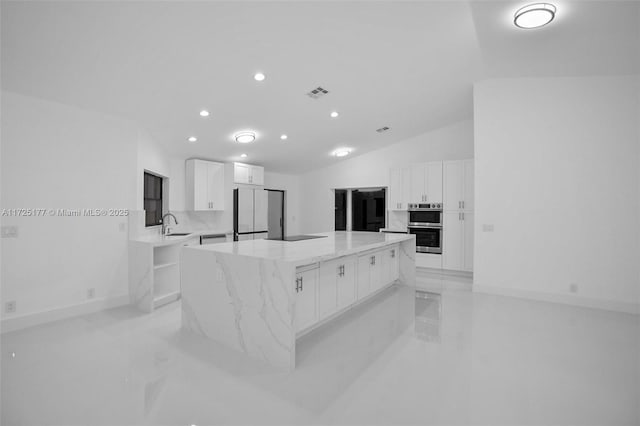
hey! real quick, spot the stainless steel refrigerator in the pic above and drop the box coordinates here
[233,188,268,241]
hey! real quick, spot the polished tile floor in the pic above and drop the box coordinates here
[2,271,639,425]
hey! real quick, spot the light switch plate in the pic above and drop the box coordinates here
[1,226,18,238]
[482,224,494,232]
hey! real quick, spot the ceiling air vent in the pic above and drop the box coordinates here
[306,86,329,99]
[376,126,391,133]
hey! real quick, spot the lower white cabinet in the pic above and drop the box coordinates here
[383,245,400,285]
[295,265,319,332]
[443,211,473,271]
[318,255,356,320]
[295,245,401,334]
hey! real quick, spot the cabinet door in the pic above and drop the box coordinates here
[234,163,250,184]
[388,168,403,210]
[442,211,464,270]
[426,161,443,204]
[369,252,382,292]
[295,269,318,332]
[357,255,370,299]
[337,256,356,309]
[318,260,339,319]
[385,245,400,285]
[409,164,426,203]
[193,160,209,210]
[463,160,474,212]
[443,161,464,211]
[463,212,474,272]
[250,165,264,186]
[400,168,411,210]
[207,162,225,211]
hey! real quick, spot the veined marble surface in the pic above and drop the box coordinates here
[130,230,231,247]
[189,231,414,266]
[181,232,415,370]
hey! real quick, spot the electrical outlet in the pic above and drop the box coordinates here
[5,300,16,314]
[87,288,95,299]
[569,283,578,293]
[118,223,126,232]
[1,226,18,238]
[482,224,494,232]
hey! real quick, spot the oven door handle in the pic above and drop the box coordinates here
[408,224,442,229]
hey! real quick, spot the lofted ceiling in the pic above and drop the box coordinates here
[2,1,638,174]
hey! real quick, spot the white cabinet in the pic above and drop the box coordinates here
[234,162,264,186]
[185,159,225,211]
[318,255,356,319]
[443,159,473,211]
[388,167,410,211]
[295,265,318,332]
[382,244,400,285]
[443,211,473,271]
[409,162,443,203]
[357,250,384,297]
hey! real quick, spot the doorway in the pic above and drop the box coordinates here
[267,189,285,240]
[352,188,386,232]
[335,189,347,231]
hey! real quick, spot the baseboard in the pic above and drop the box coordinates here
[417,267,473,279]
[1,294,131,334]
[473,284,640,315]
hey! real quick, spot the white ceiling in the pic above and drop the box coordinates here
[2,1,638,174]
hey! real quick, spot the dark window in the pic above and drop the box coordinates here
[144,172,163,227]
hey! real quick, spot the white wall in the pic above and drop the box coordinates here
[298,120,474,234]
[474,76,640,313]
[1,92,139,325]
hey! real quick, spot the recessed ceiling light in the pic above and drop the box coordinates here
[514,3,556,29]
[333,148,351,157]
[280,134,288,140]
[187,136,198,143]
[254,73,266,81]
[240,153,248,158]
[330,111,339,118]
[199,110,210,117]
[235,131,256,143]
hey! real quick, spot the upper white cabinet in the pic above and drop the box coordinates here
[409,162,443,204]
[388,167,410,210]
[443,159,473,211]
[234,162,264,186]
[185,159,225,211]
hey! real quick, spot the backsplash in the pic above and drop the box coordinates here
[128,210,232,239]
[387,210,408,231]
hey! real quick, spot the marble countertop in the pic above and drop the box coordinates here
[187,231,414,265]
[130,230,232,247]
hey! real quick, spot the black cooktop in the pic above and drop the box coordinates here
[267,235,327,242]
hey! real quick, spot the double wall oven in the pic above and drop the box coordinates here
[408,203,442,254]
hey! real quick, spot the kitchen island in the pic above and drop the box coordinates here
[180,231,415,370]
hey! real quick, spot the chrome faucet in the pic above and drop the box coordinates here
[161,212,178,235]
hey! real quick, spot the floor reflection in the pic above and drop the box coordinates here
[414,290,442,342]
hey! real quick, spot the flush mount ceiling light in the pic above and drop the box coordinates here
[254,73,266,81]
[280,134,288,140]
[514,3,556,29]
[199,110,210,117]
[240,153,248,158]
[234,131,256,143]
[330,111,339,118]
[187,136,198,143]
[333,148,351,157]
